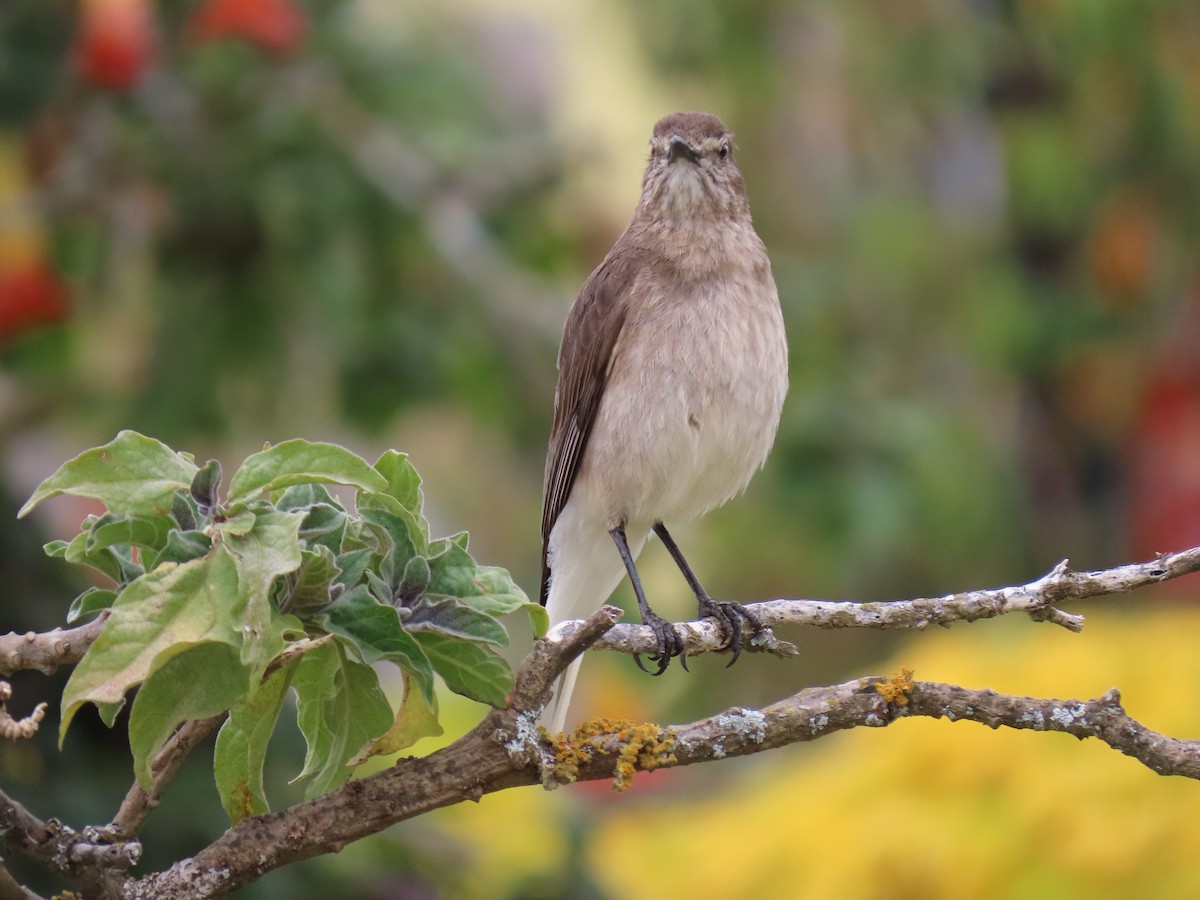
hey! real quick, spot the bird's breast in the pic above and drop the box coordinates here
[578,265,788,530]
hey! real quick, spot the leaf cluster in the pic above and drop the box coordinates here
[21,431,545,822]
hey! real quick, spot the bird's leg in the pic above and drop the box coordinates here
[653,522,762,667]
[609,524,686,675]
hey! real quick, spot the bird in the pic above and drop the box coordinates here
[539,111,788,734]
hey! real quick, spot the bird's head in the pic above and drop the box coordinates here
[639,111,749,221]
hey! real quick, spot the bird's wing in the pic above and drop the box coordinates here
[540,246,643,604]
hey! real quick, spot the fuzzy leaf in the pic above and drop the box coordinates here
[66,588,117,624]
[358,507,424,589]
[372,450,423,512]
[214,657,297,823]
[405,595,508,647]
[227,440,387,504]
[60,548,244,739]
[85,513,173,556]
[153,529,213,567]
[19,431,198,518]
[471,566,547,635]
[190,459,223,515]
[334,547,373,589]
[296,503,348,553]
[129,642,250,788]
[353,673,442,762]
[289,545,340,608]
[412,632,512,707]
[321,586,434,702]
[291,639,392,798]
[221,510,304,674]
[426,535,477,597]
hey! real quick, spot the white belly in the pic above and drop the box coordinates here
[571,271,788,534]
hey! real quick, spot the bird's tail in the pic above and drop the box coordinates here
[543,656,585,736]
[541,523,643,734]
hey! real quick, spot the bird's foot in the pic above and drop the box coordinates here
[697,597,763,667]
[633,611,687,676]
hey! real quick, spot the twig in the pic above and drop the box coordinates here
[0,615,107,676]
[0,683,46,741]
[110,715,226,839]
[0,858,43,900]
[0,788,138,899]
[578,548,1200,658]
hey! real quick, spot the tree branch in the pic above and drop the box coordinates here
[581,548,1200,658]
[110,715,226,839]
[0,857,43,900]
[0,683,46,741]
[127,671,1200,897]
[0,786,139,899]
[125,568,1200,898]
[0,614,107,676]
[13,549,1200,898]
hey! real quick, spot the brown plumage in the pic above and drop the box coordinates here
[540,112,788,732]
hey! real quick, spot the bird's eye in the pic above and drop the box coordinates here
[718,143,731,160]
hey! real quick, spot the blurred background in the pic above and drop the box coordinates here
[3,0,1200,897]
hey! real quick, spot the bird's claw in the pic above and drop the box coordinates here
[698,597,763,667]
[633,612,686,676]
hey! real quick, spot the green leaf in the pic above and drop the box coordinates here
[321,586,434,703]
[214,509,256,538]
[397,555,430,603]
[153,529,213,566]
[353,673,442,762]
[412,632,512,707]
[340,518,379,553]
[366,570,393,605]
[367,450,425,514]
[292,639,393,798]
[19,431,199,518]
[358,452,430,543]
[296,504,347,553]
[470,566,531,605]
[85,513,173,555]
[43,540,69,558]
[221,510,304,674]
[170,493,199,532]
[277,483,343,512]
[61,531,123,583]
[471,566,547,636]
[405,596,509,647]
[66,588,117,624]
[289,546,340,609]
[426,535,477,597]
[129,642,250,788]
[214,657,297,823]
[358,507,424,589]
[226,440,387,504]
[60,548,244,739]
[190,459,223,515]
[334,547,373,589]
[62,532,144,585]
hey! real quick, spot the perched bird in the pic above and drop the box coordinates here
[539,111,789,733]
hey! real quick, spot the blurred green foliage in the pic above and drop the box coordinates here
[2,0,1200,897]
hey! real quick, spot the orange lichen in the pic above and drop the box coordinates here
[541,717,678,792]
[874,667,915,707]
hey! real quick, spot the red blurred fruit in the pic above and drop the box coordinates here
[0,259,70,343]
[72,0,156,92]
[188,0,309,56]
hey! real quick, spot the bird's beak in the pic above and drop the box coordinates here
[668,135,700,164]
